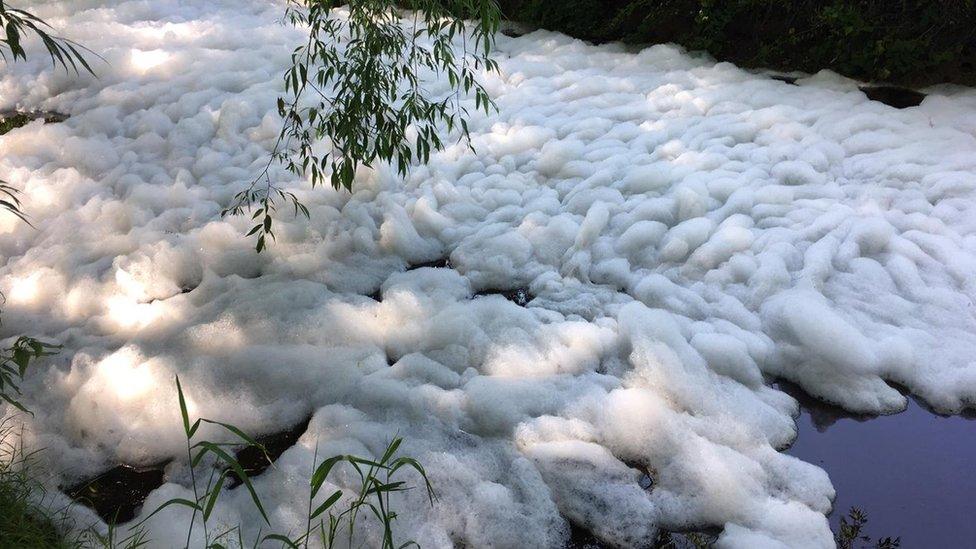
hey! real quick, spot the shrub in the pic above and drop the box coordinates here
[497,0,976,87]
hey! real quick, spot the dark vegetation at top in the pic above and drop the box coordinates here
[496,0,976,87]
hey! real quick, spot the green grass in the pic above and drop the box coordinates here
[0,419,76,549]
[0,419,148,549]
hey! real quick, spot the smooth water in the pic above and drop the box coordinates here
[786,389,976,547]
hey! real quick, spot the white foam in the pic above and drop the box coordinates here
[3,2,976,547]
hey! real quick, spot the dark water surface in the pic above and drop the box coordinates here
[786,389,976,548]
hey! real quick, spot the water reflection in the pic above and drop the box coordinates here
[777,380,878,432]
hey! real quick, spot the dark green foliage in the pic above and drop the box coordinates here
[0,178,30,226]
[1,0,90,226]
[0,0,94,227]
[836,507,901,549]
[0,112,32,136]
[0,113,41,226]
[2,2,89,232]
[0,111,69,137]
[497,0,976,86]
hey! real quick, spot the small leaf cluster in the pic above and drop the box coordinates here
[0,1,94,74]
[0,337,59,414]
[0,418,77,548]
[2,1,94,232]
[0,180,31,226]
[836,507,901,549]
[226,0,501,252]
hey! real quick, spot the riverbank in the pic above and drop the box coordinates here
[496,0,976,88]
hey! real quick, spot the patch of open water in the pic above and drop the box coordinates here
[785,387,976,547]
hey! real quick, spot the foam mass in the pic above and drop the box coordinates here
[2,1,976,547]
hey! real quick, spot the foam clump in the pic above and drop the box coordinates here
[2,2,976,547]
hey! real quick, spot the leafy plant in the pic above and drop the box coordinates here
[1,3,84,225]
[141,376,434,549]
[225,0,501,252]
[0,337,60,414]
[0,1,83,422]
[836,507,901,549]
[299,434,434,549]
[135,376,273,549]
[2,1,92,223]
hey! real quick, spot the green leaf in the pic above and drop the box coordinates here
[176,375,192,437]
[134,498,202,529]
[199,418,266,451]
[262,534,301,548]
[390,457,435,504]
[380,436,402,464]
[0,390,30,415]
[194,441,270,524]
[203,470,227,521]
[310,455,345,498]
[12,348,29,374]
[309,489,343,520]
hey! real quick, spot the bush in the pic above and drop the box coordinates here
[497,0,976,87]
